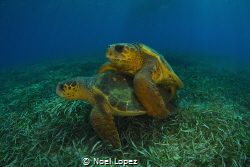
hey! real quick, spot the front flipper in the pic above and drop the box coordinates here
[90,102,123,157]
[134,62,170,119]
[97,62,119,74]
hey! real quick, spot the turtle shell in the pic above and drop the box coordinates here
[135,43,176,75]
[94,73,146,116]
[93,73,173,116]
[135,43,184,89]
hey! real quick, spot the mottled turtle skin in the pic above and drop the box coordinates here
[56,73,173,156]
[97,42,183,119]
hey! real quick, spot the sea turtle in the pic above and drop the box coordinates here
[56,73,174,156]
[97,42,183,119]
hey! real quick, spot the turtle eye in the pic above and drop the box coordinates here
[71,81,77,86]
[58,84,65,91]
[114,45,124,53]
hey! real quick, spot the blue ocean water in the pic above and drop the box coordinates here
[0,0,250,69]
[1,1,250,165]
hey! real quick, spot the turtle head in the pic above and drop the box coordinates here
[106,43,143,68]
[56,77,92,101]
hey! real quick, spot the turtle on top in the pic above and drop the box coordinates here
[56,42,183,156]
[97,42,183,118]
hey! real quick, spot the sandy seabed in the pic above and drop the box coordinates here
[0,53,249,166]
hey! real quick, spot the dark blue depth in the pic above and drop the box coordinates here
[0,0,250,68]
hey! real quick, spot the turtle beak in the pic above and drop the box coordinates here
[106,44,128,63]
[106,45,118,61]
[56,83,65,98]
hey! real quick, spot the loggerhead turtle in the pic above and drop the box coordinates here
[97,42,183,119]
[56,73,173,156]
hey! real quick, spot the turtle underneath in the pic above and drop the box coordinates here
[97,42,183,119]
[56,73,174,156]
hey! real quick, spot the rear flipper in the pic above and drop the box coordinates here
[90,103,123,157]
